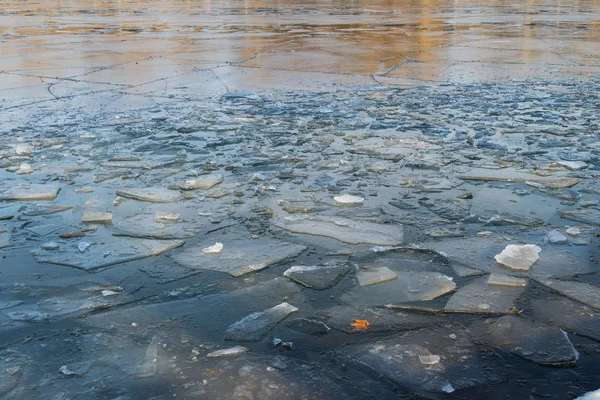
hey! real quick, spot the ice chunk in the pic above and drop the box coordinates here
[0,184,60,201]
[557,160,588,171]
[488,273,527,287]
[82,211,112,224]
[173,238,306,277]
[134,336,159,378]
[283,265,349,290]
[547,229,567,244]
[566,227,581,236]
[16,164,32,175]
[474,316,578,366]
[445,276,525,314]
[356,267,397,286]
[32,239,184,271]
[58,362,91,376]
[202,242,223,255]
[174,173,223,190]
[419,354,441,365]
[272,215,403,246]
[224,303,298,342]
[207,346,249,358]
[344,271,456,305]
[15,145,32,155]
[115,188,181,203]
[334,194,364,206]
[494,244,541,271]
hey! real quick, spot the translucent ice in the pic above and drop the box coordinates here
[224,303,298,341]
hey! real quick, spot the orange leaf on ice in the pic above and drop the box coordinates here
[350,319,370,330]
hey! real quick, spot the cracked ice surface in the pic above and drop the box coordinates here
[1,0,600,399]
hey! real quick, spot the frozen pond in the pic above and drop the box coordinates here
[1,1,600,399]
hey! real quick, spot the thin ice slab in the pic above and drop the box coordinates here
[337,325,499,396]
[319,305,436,333]
[173,173,223,190]
[272,215,403,245]
[173,238,306,277]
[113,214,197,239]
[115,188,181,203]
[445,276,525,314]
[0,184,60,201]
[531,298,600,342]
[535,278,600,310]
[488,273,527,287]
[134,336,159,378]
[224,302,298,342]
[32,239,184,271]
[343,271,456,306]
[22,204,72,216]
[495,244,541,271]
[283,265,349,290]
[472,316,578,366]
[356,267,398,286]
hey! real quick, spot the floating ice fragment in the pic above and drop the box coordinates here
[334,194,364,206]
[207,346,249,358]
[0,184,60,201]
[58,362,91,377]
[488,273,527,287]
[134,336,159,378]
[41,242,60,251]
[202,242,223,255]
[154,213,180,223]
[357,267,397,287]
[224,303,298,341]
[476,316,578,366]
[272,215,403,246]
[283,265,349,290]
[494,244,541,271]
[82,211,112,225]
[175,174,223,190]
[116,188,181,203]
[174,238,305,277]
[16,164,32,175]
[547,229,567,244]
[445,276,525,314]
[442,384,455,393]
[33,239,184,271]
[566,227,581,236]
[15,145,32,155]
[419,354,441,365]
[78,242,91,253]
[557,160,588,171]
